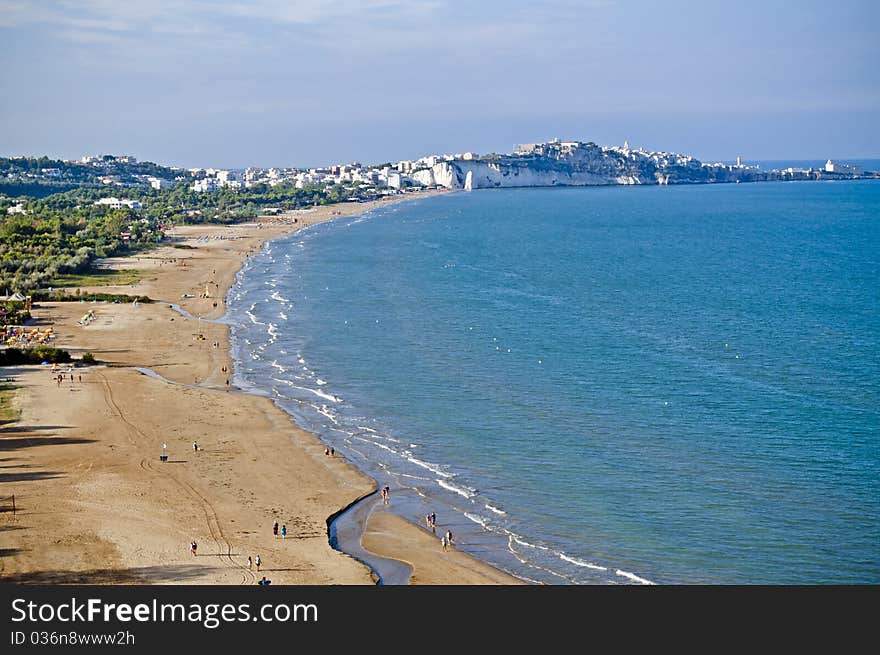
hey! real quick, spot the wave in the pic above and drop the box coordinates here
[485,504,507,516]
[245,303,266,326]
[510,536,551,552]
[405,455,451,479]
[353,437,400,457]
[316,405,338,424]
[558,553,607,571]
[270,377,342,403]
[270,290,290,303]
[464,512,492,529]
[279,311,288,320]
[615,570,655,585]
[507,535,574,582]
[437,478,477,499]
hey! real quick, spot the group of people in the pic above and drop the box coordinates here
[323,446,335,457]
[272,520,287,539]
[380,485,390,504]
[424,510,454,551]
[247,554,262,571]
[55,372,81,386]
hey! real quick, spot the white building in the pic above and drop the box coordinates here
[825,160,864,175]
[216,170,239,184]
[147,177,172,190]
[386,172,403,189]
[7,203,27,215]
[94,198,143,210]
[191,179,218,193]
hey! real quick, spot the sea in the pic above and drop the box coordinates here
[227,177,880,584]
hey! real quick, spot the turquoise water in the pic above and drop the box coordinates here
[229,180,880,584]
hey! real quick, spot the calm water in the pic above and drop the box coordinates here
[228,180,880,584]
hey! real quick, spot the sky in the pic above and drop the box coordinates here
[1,0,878,168]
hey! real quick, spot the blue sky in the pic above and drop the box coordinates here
[1,0,877,167]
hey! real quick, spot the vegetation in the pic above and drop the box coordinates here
[0,299,31,326]
[81,352,96,364]
[0,346,72,366]
[30,290,152,303]
[49,269,142,288]
[0,155,381,296]
[0,381,18,422]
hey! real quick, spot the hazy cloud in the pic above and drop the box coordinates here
[0,0,877,165]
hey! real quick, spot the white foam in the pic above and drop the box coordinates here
[267,323,279,339]
[353,437,399,456]
[406,456,451,478]
[279,311,288,320]
[507,536,574,582]
[615,569,655,585]
[510,536,550,552]
[245,304,265,326]
[485,504,506,516]
[316,378,327,386]
[270,290,290,303]
[464,512,491,529]
[396,471,431,482]
[437,478,476,498]
[559,553,607,571]
[316,405,338,423]
[274,379,341,404]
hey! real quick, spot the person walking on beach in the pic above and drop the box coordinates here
[255,555,261,572]
[247,556,252,570]
[281,524,287,539]
[430,512,436,530]
[426,513,432,529]
[273,521,279,539]
[441,534,448,552]
[382,485,390,504]
[191,540,197,556]
[193,441,198,453]
[445,530,454,548]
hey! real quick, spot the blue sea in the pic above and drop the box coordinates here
[228,180,880,584]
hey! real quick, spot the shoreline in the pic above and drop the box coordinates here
[0,190,521,585]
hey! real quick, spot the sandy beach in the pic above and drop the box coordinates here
[0,194,522,585]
